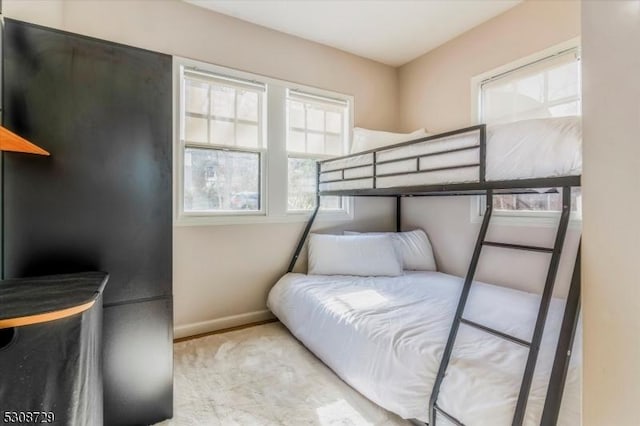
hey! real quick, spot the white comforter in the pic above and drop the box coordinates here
[267,271,581,425]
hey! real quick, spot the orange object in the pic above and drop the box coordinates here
[0,125,49,155]
[0,300,95,329]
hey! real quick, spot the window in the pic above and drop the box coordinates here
[475,45,582,219]
[286,90,349,211]
[182,69,265,214]
[176,58,353,225]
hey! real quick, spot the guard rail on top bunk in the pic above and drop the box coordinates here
[317,124,580,196]
[286,122,582,426]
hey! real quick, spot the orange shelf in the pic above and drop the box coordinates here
[0,126,49,156]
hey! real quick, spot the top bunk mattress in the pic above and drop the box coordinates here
[267,271,581,425]
[319,116,582,192]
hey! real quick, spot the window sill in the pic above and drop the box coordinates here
[174,210,353,227]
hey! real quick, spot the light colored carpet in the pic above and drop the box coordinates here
[156,322,411,426]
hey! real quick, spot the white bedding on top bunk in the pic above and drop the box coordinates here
[319,116,582,191]
[485,116,581,181]
[267,271,581,425]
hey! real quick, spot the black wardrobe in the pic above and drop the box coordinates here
[2,19,173,425]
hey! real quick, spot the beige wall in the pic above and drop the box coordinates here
[582,1,640,424]
[396,0,581,297]
[2,0,65,28]
[3,0,400,337]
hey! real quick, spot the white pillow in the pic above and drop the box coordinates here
[344,229,436,271]
[308,234,403,277]
[350,127,428,154]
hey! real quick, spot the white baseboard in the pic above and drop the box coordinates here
[174,309,275,339]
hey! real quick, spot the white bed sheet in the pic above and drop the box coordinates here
[267,271,581,425]
[318,116,582,192]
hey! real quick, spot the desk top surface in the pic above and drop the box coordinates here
[0,272,108,327]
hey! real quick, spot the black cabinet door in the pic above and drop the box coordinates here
[2,19,172,305]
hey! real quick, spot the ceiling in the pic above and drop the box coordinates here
[184,0,522,66]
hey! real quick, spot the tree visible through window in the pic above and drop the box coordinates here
[479,48,582,215]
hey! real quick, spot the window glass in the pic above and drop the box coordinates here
[184,71,264,148]
[287,157,342,211]
[184,147,260,212]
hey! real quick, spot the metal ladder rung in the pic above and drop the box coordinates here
[482,241,554,253]
[460,318,531,348]
[434,404,465,426]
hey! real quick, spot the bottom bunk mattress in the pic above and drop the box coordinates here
[267,271,581,425]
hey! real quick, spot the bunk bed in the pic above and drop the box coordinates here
[268,117,582,426]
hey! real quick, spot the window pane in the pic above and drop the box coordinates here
[326,111,342,134]
[237,90,258,122]
[549,101,580,117]
[325,134,343,156]
[237,123,259,148]
[286,93,347,156]
[493,188,581,213]
[307,133,324,155]
[288,157,316,210]
[547,62,580,101]
[185,116,208,143]
[288,101,305,128]
[184,147,260,212]
[516,73,544,103]
[483,83,551,125]
[307,106,325,131]
[210,119,234,145]
[211,86,235,118]
[288,130,305,153]
[288,157,343,211]
[185,80,209,115]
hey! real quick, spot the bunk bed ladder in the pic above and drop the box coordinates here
[429,187,573,426]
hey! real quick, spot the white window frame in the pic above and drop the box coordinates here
[469,38,582,227]
[174,57,354,226]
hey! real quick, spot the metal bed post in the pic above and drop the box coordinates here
[287,162,321,273]
[540,242,581,426]
[396,196,402,232]
[479,124,487,183]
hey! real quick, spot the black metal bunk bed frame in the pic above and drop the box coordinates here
[287,124,581,426]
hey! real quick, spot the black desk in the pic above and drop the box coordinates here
[0,272,108,425]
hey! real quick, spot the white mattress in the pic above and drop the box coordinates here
[319,116,582,192]
[267,271,581,425]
